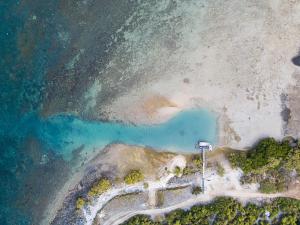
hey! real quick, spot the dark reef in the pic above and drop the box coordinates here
[292,55,300,66]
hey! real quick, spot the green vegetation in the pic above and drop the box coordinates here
[124,170,144,184]
[182,155,203,176]
[173,166,182,177]
[191,186,202,195]
[284,148,300,173]
[75,197,85,210]
[143,182,149,189]
[182,166,193,175]
[259,179,278,193]
[192,155,202,168]
[216,163,225,177]
[88,178,112,197]
[228,137,300,193]
[121,197,300,225]
[228,138,291,173]
[122,215,159,225]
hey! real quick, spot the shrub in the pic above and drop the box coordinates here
[122,215,159,225]
[284,149,300,173]
[121,197,300,225]
[182,166,193,175]
[192,186,202,195]
[173,166,182,177]
[192,155,202,168]
[216,163,225,177]
[88,178,111,197]
[228,138,292,174]
[143,182,149,189]
[76,197,85,210]
[124,170,144,184]
[281,214,297,225]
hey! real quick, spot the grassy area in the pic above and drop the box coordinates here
[121,197,300,225]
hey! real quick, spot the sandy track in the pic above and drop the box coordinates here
[105,191,282,225]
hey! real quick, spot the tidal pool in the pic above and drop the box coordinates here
[35,109,217,160]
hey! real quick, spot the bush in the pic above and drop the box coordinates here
[228,138,292,174]
[143,182,149,189]
[122,215,159,225]
[173,166,182,177]
[192,186,202,195]
[182,166,193,175]
[216,163,225,177]
[284,149,300,173]
[192,155,202,168]
[281,214,297,225]
[121,197,300,225]
[88,178,111,197]
[76,197,85,210]
[124,170,144,184]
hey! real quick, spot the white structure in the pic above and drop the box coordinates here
[196,141,213,193]
[197,141,213,151]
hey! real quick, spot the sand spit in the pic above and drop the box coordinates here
[48,145,176,225]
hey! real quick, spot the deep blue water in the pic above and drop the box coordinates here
[0,1,216,224]
[0,1,67,224]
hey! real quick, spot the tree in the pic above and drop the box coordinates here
[192,186,202,195]
[121,215,159,225]
[281,214,297,225]
[76,197,85,210]
[121,197,300,225]
[173,166,182,177]
[284,149,300,173]
[88,178,111,197]
[124,170,144,184]
[192,155,202,168]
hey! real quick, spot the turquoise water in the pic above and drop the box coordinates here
[0,1,216,224]
[36,109,217,159]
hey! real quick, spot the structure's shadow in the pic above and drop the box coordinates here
[292,55,300,66]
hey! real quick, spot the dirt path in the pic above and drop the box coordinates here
[105,191,282,225]
[83,155,186,225]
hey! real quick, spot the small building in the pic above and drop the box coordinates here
[196,141,213,151]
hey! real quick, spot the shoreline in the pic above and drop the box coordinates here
[48,142,300,225]
[45,145,177,225]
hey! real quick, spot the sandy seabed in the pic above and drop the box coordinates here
[45,0,300,223]
[83,0,300,149]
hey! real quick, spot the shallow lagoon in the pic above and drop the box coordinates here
[36,109,217,160]
[0,1,217,223]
